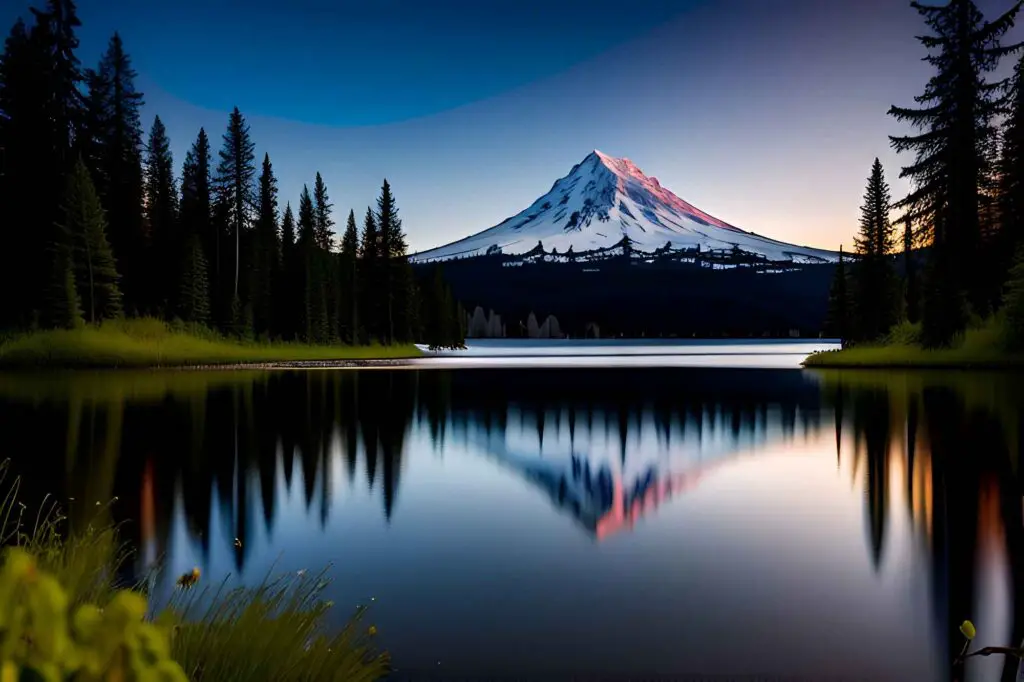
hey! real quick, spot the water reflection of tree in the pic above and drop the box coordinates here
[821,370,1024,682]
[0,367,826,566]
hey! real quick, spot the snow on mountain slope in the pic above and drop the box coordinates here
[410,150,838,264]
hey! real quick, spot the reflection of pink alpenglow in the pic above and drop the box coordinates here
[476,433,741,540]
[410,150,838,265]
[595,469,704,541]
[594,456,739,540]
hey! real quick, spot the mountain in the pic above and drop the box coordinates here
[410,150,838,264]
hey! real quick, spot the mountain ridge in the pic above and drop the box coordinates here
[411,150,837,264]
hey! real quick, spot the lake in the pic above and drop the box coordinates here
[1,340,1022,682]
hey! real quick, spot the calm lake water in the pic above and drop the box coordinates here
[1,340,1023,681]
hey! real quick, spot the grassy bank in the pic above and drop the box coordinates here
[803,320,1024,368]
[0,318,421,369]
[0,461,389,680]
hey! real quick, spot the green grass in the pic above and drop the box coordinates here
[0,318,421,369]
[803,319,1024,368]
[0,461,390,681]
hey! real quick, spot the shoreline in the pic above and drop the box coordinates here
[802,349,1024,370]
[0,322,426,370]
[176,358,421,371]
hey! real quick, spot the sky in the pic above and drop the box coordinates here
[3,0,1023,253]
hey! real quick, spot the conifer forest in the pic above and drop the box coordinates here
[0,0,466,350]
[825,0,1024,351]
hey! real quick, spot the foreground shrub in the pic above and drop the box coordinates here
[0,462,390,681]
[0,547,188,682]
[884,319,922,346]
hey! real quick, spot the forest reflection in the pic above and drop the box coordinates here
[1,367,1023,680]
[823,370,1024,682]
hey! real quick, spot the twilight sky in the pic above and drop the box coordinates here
[4,0,1023,253]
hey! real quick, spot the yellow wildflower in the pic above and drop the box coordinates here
[960,620,976,640]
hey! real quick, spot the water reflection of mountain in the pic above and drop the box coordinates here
[4,367,1024,681]
[0,368,825,565]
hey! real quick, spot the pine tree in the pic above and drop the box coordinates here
[144,115,177,313]
[360,207,381,341]
[824,246,849,342]
[276,202,297,338]
[43,239,83,330]
[297,186,326,342]
[84,32,145,314]
[252,153,279,335]
[180,129,212,257]
[889,0,1022,345]
[0,18,36,328]
[375,179,410,343]
[313,172,334,250]
[178,236,210,325]
[1003,246,1024,350]
[312,172,337,340]
[29,0,83,174]
[214,107,256,301]
[850,158,898,341]
[999,50,1024,297]
[425,266,446,350]
[0,2,84,328]
[903,217,920,324]
[340,209,360,343]
[60,157,122,323]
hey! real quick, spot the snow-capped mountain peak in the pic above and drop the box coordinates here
[411,150,837,264]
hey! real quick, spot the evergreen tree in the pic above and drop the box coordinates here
[340,209,360,343]
[360,207,381,341]
[29,0,83,173]
[214,107,256,301]
[84,32,146,313]
[312,172,338,340]
[850,158,898,341]
[276,202,297,339]
[297,186,326,342]
[423,265,465,350]
[1003,246,1024,350]
[824,246,849,342]
[999,50,1024,294]
[0,18,36,328]
[252,153,279,334]
[281,202,296,253]
[903,217,920,323]
[313,171,334,250]
[0,2,84,328]
[889,0,1022,345]
[144,115,177,313]
[43,238,83,330]
[180,129,212,257]
[178,236,210,325]
[375,179,410,343]
[424,266,448,350]
[61,157,122,323]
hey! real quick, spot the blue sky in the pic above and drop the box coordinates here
[4,0,1022,253]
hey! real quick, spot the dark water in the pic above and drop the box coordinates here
[1,359,1023,681]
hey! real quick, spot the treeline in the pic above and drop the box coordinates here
[825,0,1024,349]
[0,0,465,349]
